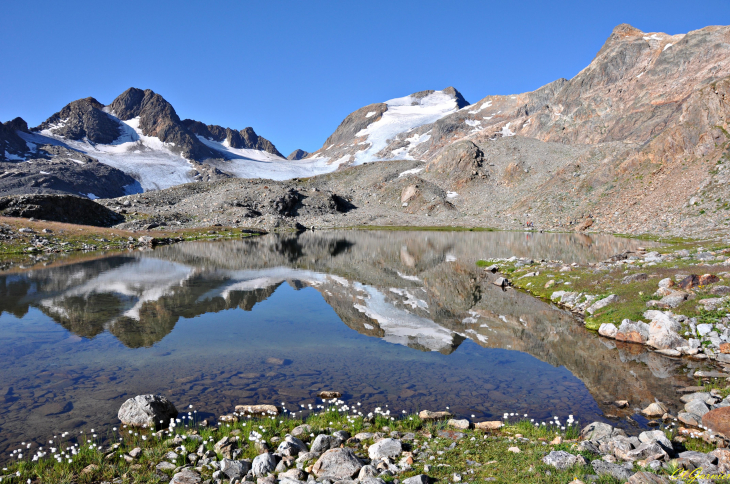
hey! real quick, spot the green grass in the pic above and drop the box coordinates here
[3,406,687,484]
[476,238,730,333]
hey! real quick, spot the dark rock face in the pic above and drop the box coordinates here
[108,88,217,161]
[34,97,122,144]
[287,149,309,160]
[0,194,125,227]
[181,119,283,158]
[0,118,30,161]
[0,145,139,199]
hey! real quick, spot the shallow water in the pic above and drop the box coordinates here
[0,230,699,456]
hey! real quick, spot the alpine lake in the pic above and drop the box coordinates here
[0,230,705,456]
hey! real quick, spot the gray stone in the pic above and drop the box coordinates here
[587,294,618,314]
[542,450,580,470]
[638,430,672,450]
[591,460,633,480]
[170,468,202,484]
[402,476,429,484]
[359,478,386,484]
[680,392,711,404]
[220,458,250,480]
[598,323,618,338]
[291,424,312,439]
[311,448,363,479]
[357,465,378,480]
[678,412,702,427]
[368,438,402,461]
[627,471,670,483]
[580,422,625,442]
[332,431,350,441]
[310,434,342,454]
[118,394,178,428]
[296,452,317,464]
[447,419,470,429]
[252,453,277,477]
[157,461,177,471]
[685,399,710,417]
[697,323,714,336]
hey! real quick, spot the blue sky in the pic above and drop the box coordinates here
[1,0,728,156]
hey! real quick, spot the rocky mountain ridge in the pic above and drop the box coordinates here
[0,87,290,194]
[2,23,729,236]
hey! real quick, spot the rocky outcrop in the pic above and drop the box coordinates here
[0,145,139,199]
[181,119,283,157]
[108,87,217,161]
[287,149,309,160]
[0,194,125,226]
[0,118,31,161]
[34,97,122,144]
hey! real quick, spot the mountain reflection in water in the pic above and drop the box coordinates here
[0,231,701,456]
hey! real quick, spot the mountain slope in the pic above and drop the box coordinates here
[3,87,313,193]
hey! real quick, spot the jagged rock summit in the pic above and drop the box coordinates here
[2,87,300,194]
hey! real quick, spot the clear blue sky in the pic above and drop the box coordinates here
[1,0,728,156]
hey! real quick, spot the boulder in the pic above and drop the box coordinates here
[170,468,202,484]
[542,450,581,470]
[220,458,250,480]
[310,434,343,454]
[627,471,670,483]
[402,476,429,484]
[311,448,363,478]
[703,406,730,437]
[646,318,687,350]
[678,412,702,427]
[291,424,312,438]
[418,410,452,421]
[622,273,648,284]
[591,460,633,481]
[580,422,624,442]
[699,274,720,286]
[598,323,618,338]
[615,319,650,344]
[587,294,618,314]
[447,418,470,429]
[638,430,672,450]
[658,278,674,288]
[685,399,710,417]
[317,391,342,399]
[235,404,279,415]
[641,402,668,417]
[474,421,503,430]
[252,453,277,477]
[368,438,402,461]
[118,394,178,428]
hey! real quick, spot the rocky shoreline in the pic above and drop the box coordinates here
[5,392,730,484]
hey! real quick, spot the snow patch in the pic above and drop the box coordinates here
[365,111,377,118]
[663,43,673,51]
[643,34,662,41]
[4,151,25,161]
[398,167,424,177]
[500,123,515,137]
[397,271,421,282]
[468,100,492,114]
[465,119,481,128]
[87,193,98,200]
[446,192,458,198]
[353,90,459,164]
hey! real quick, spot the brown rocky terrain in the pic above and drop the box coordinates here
[2,24,729,237]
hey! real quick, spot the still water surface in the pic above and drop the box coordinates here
[0,230,700,455]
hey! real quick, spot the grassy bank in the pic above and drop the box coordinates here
[1,402,712,484]
[0,216,263,272]
[478,238,730,333]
